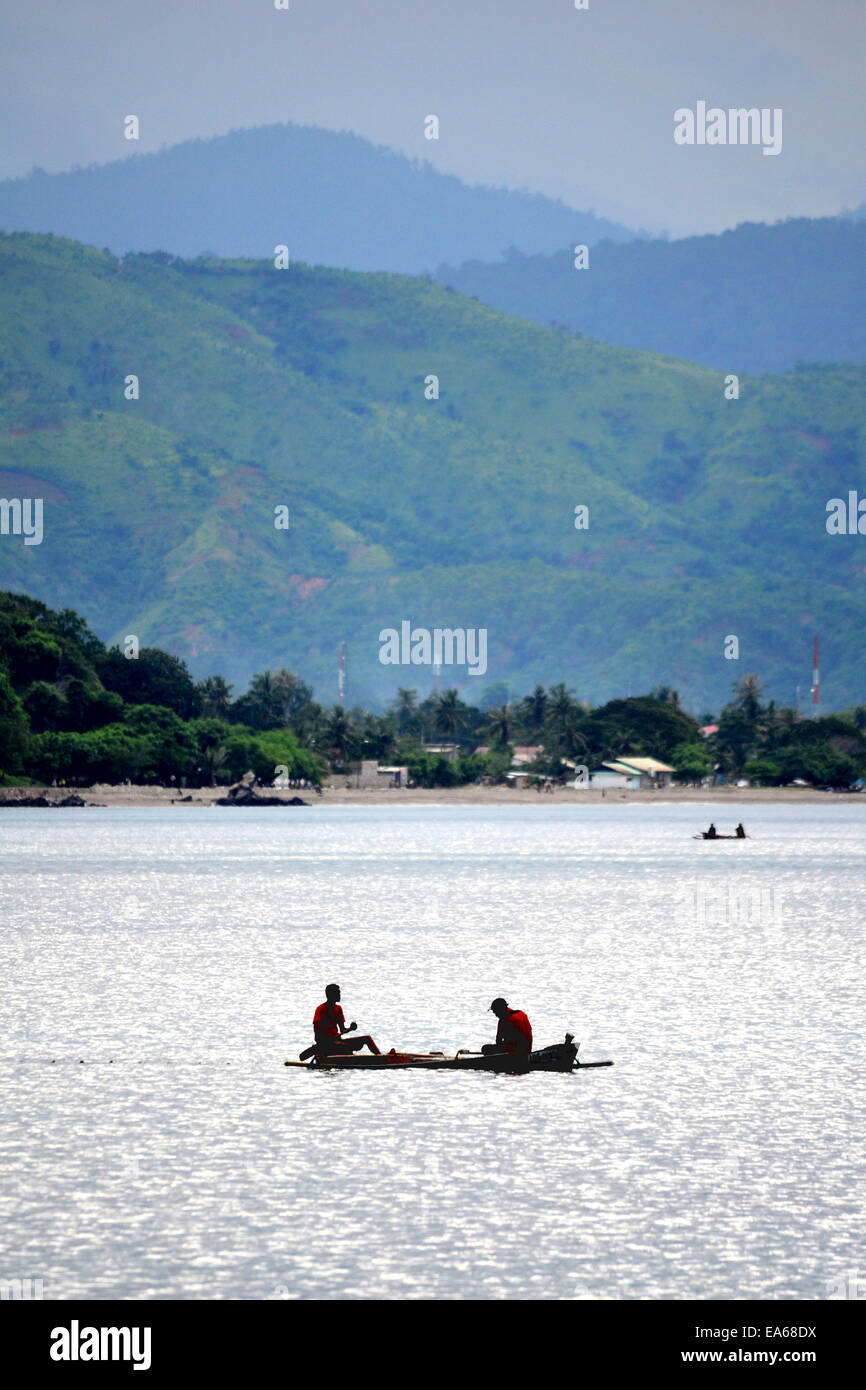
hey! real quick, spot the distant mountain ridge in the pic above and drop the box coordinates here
[435,217,866,373]
[0,123,637,273]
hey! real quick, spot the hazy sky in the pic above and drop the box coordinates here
[2,0,864,235]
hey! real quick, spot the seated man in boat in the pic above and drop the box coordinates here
[483,998,533,1057]
[735,822,746,838]
[706,822,718,838]
[306,983,381,1059]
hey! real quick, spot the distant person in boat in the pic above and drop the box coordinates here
[304,983,381,1059]
[735,823,746,838]
[706,822,718,839]
[482,998,533,1057]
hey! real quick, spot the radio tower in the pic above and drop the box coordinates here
[338,643,346,707]
[810,635,820,710]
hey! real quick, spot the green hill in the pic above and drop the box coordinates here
[1,231,864,710]
[435,218,866,373]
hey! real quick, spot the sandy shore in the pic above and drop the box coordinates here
[0,783,860,807]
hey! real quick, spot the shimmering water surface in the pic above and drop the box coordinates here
[1,802,863,1301]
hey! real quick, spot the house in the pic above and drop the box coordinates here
[512,745,544,766]
[601,756,676,789]
[345,760,411,788]
[377,765,410,787]
[423,743,460,763]
[589,770,634,789]
[354,759,382,788]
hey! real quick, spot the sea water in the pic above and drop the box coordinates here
[0,802,863,1300]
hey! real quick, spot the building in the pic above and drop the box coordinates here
[588,770,634,790]
[423,744,460,763]
[377,765,410,787]
[512,745,544,766]
[601,756,676,789]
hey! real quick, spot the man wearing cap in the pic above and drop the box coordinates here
[484,997,533,1057]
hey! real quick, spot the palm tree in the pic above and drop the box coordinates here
[545,682,578,754]
[197,675,233,718]
[391,687,418,735]
[324,705,354,765]
[731,675,765,723]
[616,726,638,756]
[520,684,548,731]
[200,742,227,787]
[486,703,512,747]
[435,689,464,739]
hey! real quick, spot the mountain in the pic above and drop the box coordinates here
[435,217,866,374]
[1,231,865,710]
[0,123,637,274]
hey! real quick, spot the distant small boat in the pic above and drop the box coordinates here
[694,831,749,840]
[284,1034,613,1073]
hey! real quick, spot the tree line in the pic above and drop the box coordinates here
[1,592,865,789]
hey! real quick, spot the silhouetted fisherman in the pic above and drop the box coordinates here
[735,822,746,838]
[482,997,533,1057]
[706,822,718,839]
[299,983,380,1061]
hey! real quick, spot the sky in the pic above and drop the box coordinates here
[1,0,864,236]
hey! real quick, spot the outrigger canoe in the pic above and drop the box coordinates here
[694,832,748,840]
[284,1034,613,1073]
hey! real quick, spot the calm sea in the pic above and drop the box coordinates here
[1,802,863,1300]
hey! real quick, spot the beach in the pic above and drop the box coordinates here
[0,782,858,807]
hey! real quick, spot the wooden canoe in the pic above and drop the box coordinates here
[284,1037,613,1073]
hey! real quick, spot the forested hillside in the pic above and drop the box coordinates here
[436,218,866,372]
[1,232,865,709]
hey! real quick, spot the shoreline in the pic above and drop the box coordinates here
[0,783,860,807]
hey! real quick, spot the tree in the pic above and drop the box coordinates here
[270,669,316,727]
[580,697,700,763]
[22,681,68,734]
[520,684,548,731]
[196,675,233,719]
[715,707,757,775]
[323,705,356,765]
[731,675,765,723]
[849,706,866,733]
[101,647,200,719]
[545,683,591,760]
[391,688,418,736]
[435,689,466,739]
[486,703,512,747]
[0,671,29,775]
[670,741,713,785]
[248,729,325,785]
[0,620,62,685]
[189,717,231,785]
[231,668,315,730]
[546,682,576,747]
[122,705,196,782]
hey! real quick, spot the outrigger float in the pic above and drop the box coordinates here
[284,1034,613,1073]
